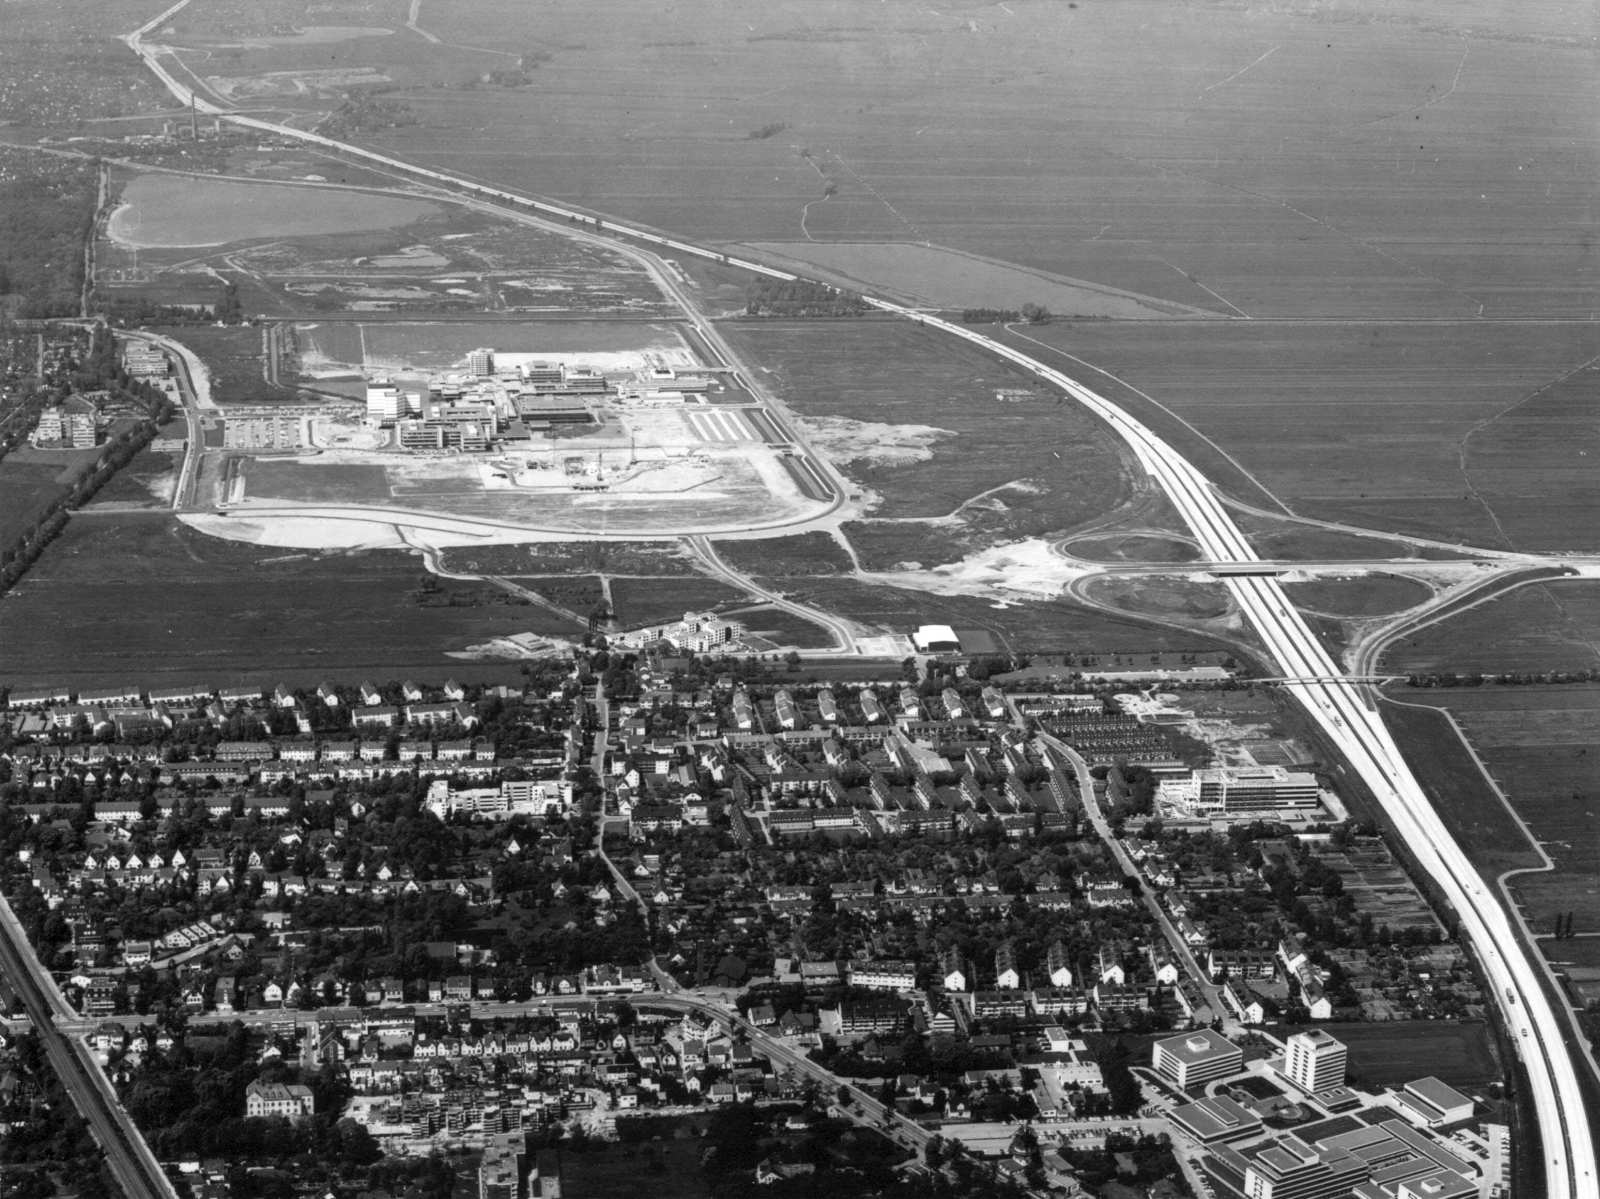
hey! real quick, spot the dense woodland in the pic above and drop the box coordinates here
[0,151,99,318]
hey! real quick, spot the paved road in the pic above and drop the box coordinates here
[125,24,1599,1196]
[685,534,862,653]
[117,329,210,510]
[0,891,177,1199]
[1036,735,1231,1027]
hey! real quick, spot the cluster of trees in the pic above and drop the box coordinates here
[215,280,244,324]
[745,279,868,318]
[0,151,98,318]
[959,303,1051,324]
[1404,669,1600,687]
[0,328,174,594]
[748,121,789,140]
[317,93,418,137]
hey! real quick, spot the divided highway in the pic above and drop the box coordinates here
[125,32,1598,1199]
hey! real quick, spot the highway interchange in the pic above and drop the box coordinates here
[51,7,1591,1197]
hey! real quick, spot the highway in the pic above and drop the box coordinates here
[123,27,1599,1197]
[0,892,177,1199]
[117,328,212,510]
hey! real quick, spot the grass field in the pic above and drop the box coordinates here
[304,319,693,374]
[778,575,1239,658]
[1064,533,1200,564]
[713,532,853,576]
[1084,576,1234,622]
[246,459,392,503]
[1282,575,1434,618]
[1279,1021,1501,1091]
[156,325,294,405]
[607,575,748,627]
[733,604,838,650]
[1382,581,1600,676]
[1003,321,1600,551]
[0,449,100,547]
[562,1141,709,1199]
[441,541,701,576]
[0,516,572,689]
[718,320,1133,547]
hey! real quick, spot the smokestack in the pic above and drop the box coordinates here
[190,93,198,141]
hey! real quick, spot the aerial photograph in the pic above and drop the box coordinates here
[0,1,1596,1198]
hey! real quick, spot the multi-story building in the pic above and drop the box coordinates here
[467,347,496,378]
[1233,1134,1365,1199]
[1151,1030,1242,1090]
[478,1130,525,1199]
[1283,1029,1347,1094]
[1160,766,1320,817]
[614,611,745,654]
[245,1081,315,1120]
[847,960,916,991]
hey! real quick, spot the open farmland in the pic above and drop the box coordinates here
[332,0,1600,321]
[717,319,1133,542]
[732,605,838,651]
[1000,320,1600,551]
[0,516,573,690]
[1382,580,1600,676]
[0,450,100,547]
[1382,686,1600,937]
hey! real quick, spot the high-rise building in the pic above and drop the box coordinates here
[1283,1029,1347,1094]
[468,347,496,377]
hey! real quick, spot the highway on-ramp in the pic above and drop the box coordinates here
[124,24,1598,1197]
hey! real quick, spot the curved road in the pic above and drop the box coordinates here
[126,23,1598,1197]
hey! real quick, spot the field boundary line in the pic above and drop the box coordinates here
[1378,691,1600,1085]
[1001,323,1292,515]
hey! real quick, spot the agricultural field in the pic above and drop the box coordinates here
[1002,320,1600,552]
[321,0,1600,322]
[1282,574,1435,618]
[718,319,1133,543]
[0,516,573,690]
[1382,580,1600,676]
[1383,686,1600,935]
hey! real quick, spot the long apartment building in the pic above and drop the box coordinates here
[1158,765,1321,817]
